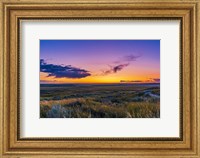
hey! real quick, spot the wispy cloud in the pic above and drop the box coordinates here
[102,54,141,75]
[114,54,141,64]
[120,78,160,83]
[120,80,143,83]
[148,78,160,82]
[40,59,91,79]
[103,64,129,75]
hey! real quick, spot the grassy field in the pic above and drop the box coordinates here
[40,83,160,118]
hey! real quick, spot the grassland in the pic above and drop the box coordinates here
[40,83,160,118]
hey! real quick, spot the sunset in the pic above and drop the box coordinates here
[40,40,160,84]
[40,40,160,118]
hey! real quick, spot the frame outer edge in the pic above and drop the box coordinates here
[197,0,200,157]
[6,1,192,149]
[1,0,200,157]
[191,2,198,156]
[0,0,199,3]
[0,0,3,157]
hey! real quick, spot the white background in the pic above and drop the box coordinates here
[20,20,180,138]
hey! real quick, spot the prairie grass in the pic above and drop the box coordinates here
[40,83,160,118]
[40,98,86,107]
[127,102,160,118]
[40,99,160,118]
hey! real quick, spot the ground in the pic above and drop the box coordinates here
[40,83,160,118]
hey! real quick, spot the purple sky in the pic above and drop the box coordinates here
[40,40,160,84]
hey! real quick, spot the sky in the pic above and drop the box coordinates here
[40,40,160,84]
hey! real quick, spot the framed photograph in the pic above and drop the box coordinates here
[0,0,199,157]
[40,39,160,119]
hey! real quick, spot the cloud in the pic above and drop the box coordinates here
[103,63,129,75]
[120,78,160,83]
[123,54,141,62]
[40,59,91,79]
[102,54,141,75]
[143,78,160,83]
[114,54,141,64]
[120,80,143,83]
[149,78,160,82]
[113,64,129,73]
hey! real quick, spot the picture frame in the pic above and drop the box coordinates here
[0,0,199,157]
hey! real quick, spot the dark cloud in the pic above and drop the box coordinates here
[113,64,129,73]
[120,80,142,83]
[149,78,160,82]
[102,54,141,75]
[142,78,160,83]
[40,59,91,79]
[103,64,129,75]
[120,78,160,83]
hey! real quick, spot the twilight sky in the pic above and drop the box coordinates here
[40,40,160,84]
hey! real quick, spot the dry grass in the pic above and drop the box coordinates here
[127,102,160,118]
[40,98,160,118]
[40,84,160,118]
[40,98,86,107]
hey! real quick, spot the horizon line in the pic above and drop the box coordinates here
[40,82,160,84]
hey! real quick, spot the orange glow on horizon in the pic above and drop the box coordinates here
[40,72,160,84]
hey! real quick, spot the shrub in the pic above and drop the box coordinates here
[127,102,160,118]
[46,105,73,118]
[40,105,50,118]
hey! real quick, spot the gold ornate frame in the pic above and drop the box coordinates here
[0,0,199,157]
